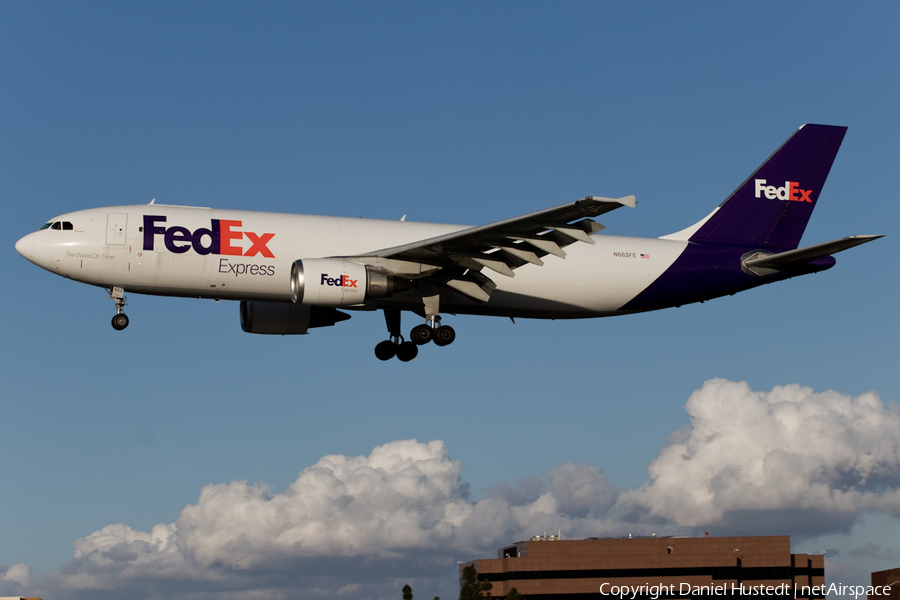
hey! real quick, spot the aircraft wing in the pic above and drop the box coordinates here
[344,195,635,302]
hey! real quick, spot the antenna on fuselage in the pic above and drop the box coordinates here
[148,198,156,204]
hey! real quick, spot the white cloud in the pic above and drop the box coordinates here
[8,380,900,599]
[615,379,900,534]
[172,438,477,567]
[32,439,631,599]
[1,563,31,585]
[548,463,619,517]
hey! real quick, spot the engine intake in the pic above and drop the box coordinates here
[291,258,400,306]
[240,301,350,335]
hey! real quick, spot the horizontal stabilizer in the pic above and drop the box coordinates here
[742,235,882,276]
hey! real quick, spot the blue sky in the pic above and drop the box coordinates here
[1,2,898,599]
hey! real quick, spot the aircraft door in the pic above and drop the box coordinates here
[106,213,127,245]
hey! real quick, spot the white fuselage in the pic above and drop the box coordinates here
[16,205,688,318]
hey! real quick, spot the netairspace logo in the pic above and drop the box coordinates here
[600,583,892,599]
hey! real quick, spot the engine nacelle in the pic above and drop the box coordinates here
[240,301,350,335]
[291,258,398,306]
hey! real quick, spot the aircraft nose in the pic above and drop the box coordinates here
[15,233,35,263]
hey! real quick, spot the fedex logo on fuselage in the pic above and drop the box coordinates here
[142,216,275,257]
[754,179,813,202]
[321,274,358,288]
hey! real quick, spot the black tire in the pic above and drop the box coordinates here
[433,325,455,347]
[396,341,419,362]
[111,313,129,331]
[410,324,433,345]
[374,340,397,361]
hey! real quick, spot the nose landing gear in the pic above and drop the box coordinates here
[108,287,129,330]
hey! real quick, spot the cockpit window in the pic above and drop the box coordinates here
[41,221,74,231]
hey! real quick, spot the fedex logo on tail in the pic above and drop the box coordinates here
[321,274,358,288]
[754,179,813,202]
[142,216,275,257]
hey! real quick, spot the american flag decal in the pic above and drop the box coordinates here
[640,253,650,259]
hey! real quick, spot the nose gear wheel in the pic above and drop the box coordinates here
[111,313,129,330]
[107,287,129,330]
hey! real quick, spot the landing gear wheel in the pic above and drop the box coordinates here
[396,341,419,362]
[375,340,397,361]
[432,325,455,347]
[410,324,433,345]
[111,313,129,331]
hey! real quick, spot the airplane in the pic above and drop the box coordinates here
[15,124,881,361]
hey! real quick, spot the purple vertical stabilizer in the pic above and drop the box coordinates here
[689,124,846,250]
[622,124,849,313]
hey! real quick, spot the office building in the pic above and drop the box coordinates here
[460,535,824,599]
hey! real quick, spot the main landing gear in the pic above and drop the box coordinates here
[375,309,419,362]
[413,292,456,348]
[409,319,456,347]
[374,296,456,362]
[108,287,129,331]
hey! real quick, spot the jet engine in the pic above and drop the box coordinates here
[290,258,401,306]
[240,301,350,335]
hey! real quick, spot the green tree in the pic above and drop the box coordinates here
[505,588,524,600]
[403,583,413,600]
[459,564,492,599]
